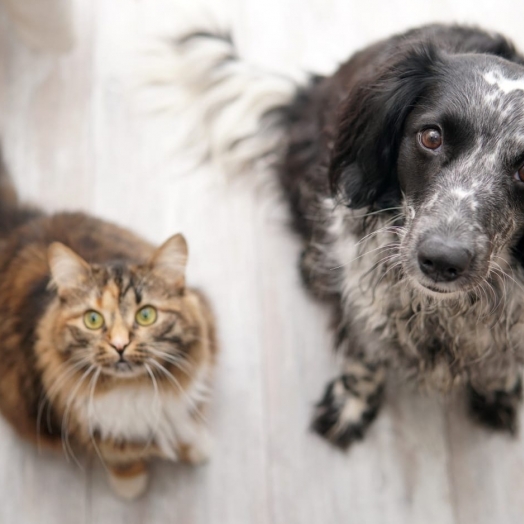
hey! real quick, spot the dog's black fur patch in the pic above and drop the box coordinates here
[469,380,523,434]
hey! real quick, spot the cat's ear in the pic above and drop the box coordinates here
[149,233,188,290]
[48,242,91,295]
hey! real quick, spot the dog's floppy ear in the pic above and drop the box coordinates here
[329,44,444,209]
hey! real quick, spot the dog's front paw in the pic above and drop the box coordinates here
[468,380,522,434]
[312,366,385,449]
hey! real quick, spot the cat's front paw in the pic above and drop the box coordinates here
[312,368,384,449]
[108,462,149,500]
[180,429,213,465]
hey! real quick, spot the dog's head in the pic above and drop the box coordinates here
[329,34,524,296]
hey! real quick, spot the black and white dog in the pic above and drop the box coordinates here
[159,24,524,447]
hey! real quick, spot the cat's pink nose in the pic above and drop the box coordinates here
[110,336,129,353]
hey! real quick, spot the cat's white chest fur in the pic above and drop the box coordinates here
[76,371,210,460]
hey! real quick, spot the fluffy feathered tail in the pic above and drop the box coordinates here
[143,21,306,174]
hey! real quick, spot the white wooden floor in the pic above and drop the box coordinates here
[2,0,524,522]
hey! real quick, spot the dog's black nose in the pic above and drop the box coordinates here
[417,236,472,282]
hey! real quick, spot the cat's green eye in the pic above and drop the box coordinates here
[136,306,157,326]
[83,310,104,330]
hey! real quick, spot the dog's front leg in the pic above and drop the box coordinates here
[312,351,386,449]
[467,362,522,434]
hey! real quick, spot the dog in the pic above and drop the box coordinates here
[155,23,524,448]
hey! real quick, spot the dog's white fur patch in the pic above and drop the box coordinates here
[452,187,472,200]
[484,70,524,95]
[334,395,367,433]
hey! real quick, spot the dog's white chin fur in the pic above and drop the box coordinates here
[409,276,468,300]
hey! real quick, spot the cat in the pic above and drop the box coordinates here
[0,160,218,499]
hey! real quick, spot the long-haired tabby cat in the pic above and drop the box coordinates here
[0,160,217,499]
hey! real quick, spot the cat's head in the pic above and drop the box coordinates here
[46,234,201,380]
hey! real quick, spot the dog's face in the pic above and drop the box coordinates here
[329,45,524,297]
[398,56,524,295]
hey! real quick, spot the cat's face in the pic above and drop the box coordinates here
[47,234,197,379]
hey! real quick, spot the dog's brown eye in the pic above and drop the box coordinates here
[419,128,442,150]
[515,165,524,183]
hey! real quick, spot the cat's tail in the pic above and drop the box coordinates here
[143,19,307,174]
[0,151,40,234]
[0,152,20,214]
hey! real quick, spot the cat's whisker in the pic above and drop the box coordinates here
[37,356,93,449]
[148,348,194,376]
[43,354,92,404]
[146,345,194,366]
[148,360,207,424]
[45,356,93,432]
[37,359,77,444]
[142,363,161,453]
[87,368,109,474]
[60,364,96,469]
[149,348,191,364]
[174,350,201,369]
